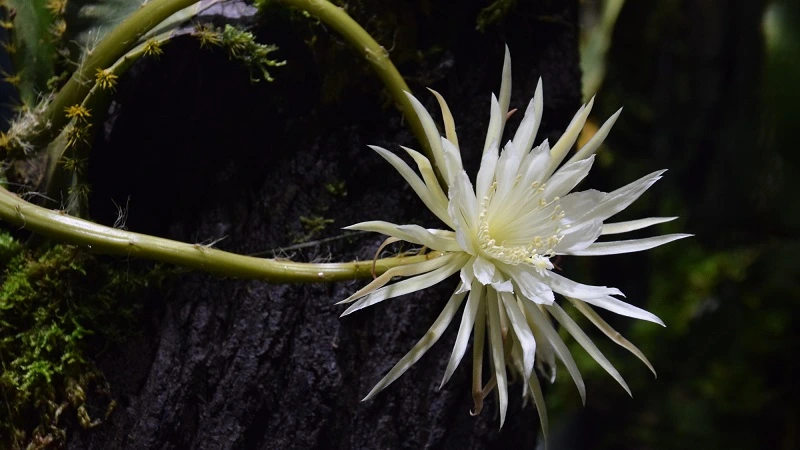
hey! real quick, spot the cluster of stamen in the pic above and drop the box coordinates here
[475,181,564,272]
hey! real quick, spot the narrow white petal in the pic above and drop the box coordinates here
[547,97,594,176]
[543,155,595,199]
[475,140,499,202]
[369,146,450,225]
[448,171,479,245]
[344,221,462,252]
[567,234,692,256]
[486,289,509,427]
[404,91,449,180]
[338,254,457,304]
[524,302,586,403]
[402,147,453,227]
[342,254,468,316]
[511,98,539,159]
[362,286,467,401]
[429,89,458,148]
[441,281,484,388]
[578,295,665,326]
[585,170,665,222]
[473,256,496,285]
[528,370,549,446]
[547,302,631,396]
[501,292,537,382]
[441,137,464,181]
[566,108,622,165]
[544,271,625,299]
[471,297,487,414]
[531,317,557,382]
[498,45,512,129]
[601,217,678,235]
[483,94,504,156]
[568,298,657,376]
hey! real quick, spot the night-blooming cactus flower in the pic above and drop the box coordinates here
[340,47,690,437]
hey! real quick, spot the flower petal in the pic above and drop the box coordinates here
[547,302,631,396]
[544,271,624,299]
[555,219,604,253]
[429,88,459,148]
[362,285,467,401]
[441,280,484,388]
[475,139,500,203]
[501,292,537,382]
[486,289,510,427]
[472,256,496,285]
[369,145,451,225]
[568,298,657,376]
[498,263,555,304]
[344,220,462,252]
[527,369,550,446]
[401,146,453,227]
[338,254,457,304]
[601,217,678,235]
[341,254,468,316]
[567,234,692,256]
[547,97,594,176]
[543,155,595,200]
[584,170,666,222]
[566,108,622,165]
[523,302,586,404]
[577,295,665,326]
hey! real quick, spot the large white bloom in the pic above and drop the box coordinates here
[341,48,689,436]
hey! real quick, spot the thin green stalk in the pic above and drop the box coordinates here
[31,0,201,148]
[0,186,443,282]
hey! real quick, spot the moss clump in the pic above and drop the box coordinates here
[0,230,166,449]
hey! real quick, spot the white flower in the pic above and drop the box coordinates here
[340,47,690,437]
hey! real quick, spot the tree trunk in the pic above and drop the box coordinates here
[70,1,580,448]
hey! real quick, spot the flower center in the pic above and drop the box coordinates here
[476,181,563,275]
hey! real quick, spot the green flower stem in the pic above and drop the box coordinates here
[0,186,444,282]
[275,0,442,184]
[32,0,201,148]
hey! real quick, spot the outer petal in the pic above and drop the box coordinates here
[441,280,484,387]
[544,271,624,299]
[341,254,468,316]
[567,234,692,256]
[577,295,665,326]
[601,217,678,235]
[584,170,666,222]
[345,221,462,252]
[362,285,467,401]
[369,145,451,225]
[547,302,631,395]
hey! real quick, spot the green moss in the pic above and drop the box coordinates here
[0,230,167,449]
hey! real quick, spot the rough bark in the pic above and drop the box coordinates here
[70,1,581,448]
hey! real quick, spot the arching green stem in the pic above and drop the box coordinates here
[0,186,444,282]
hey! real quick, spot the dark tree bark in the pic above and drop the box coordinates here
[70,1,581,448]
